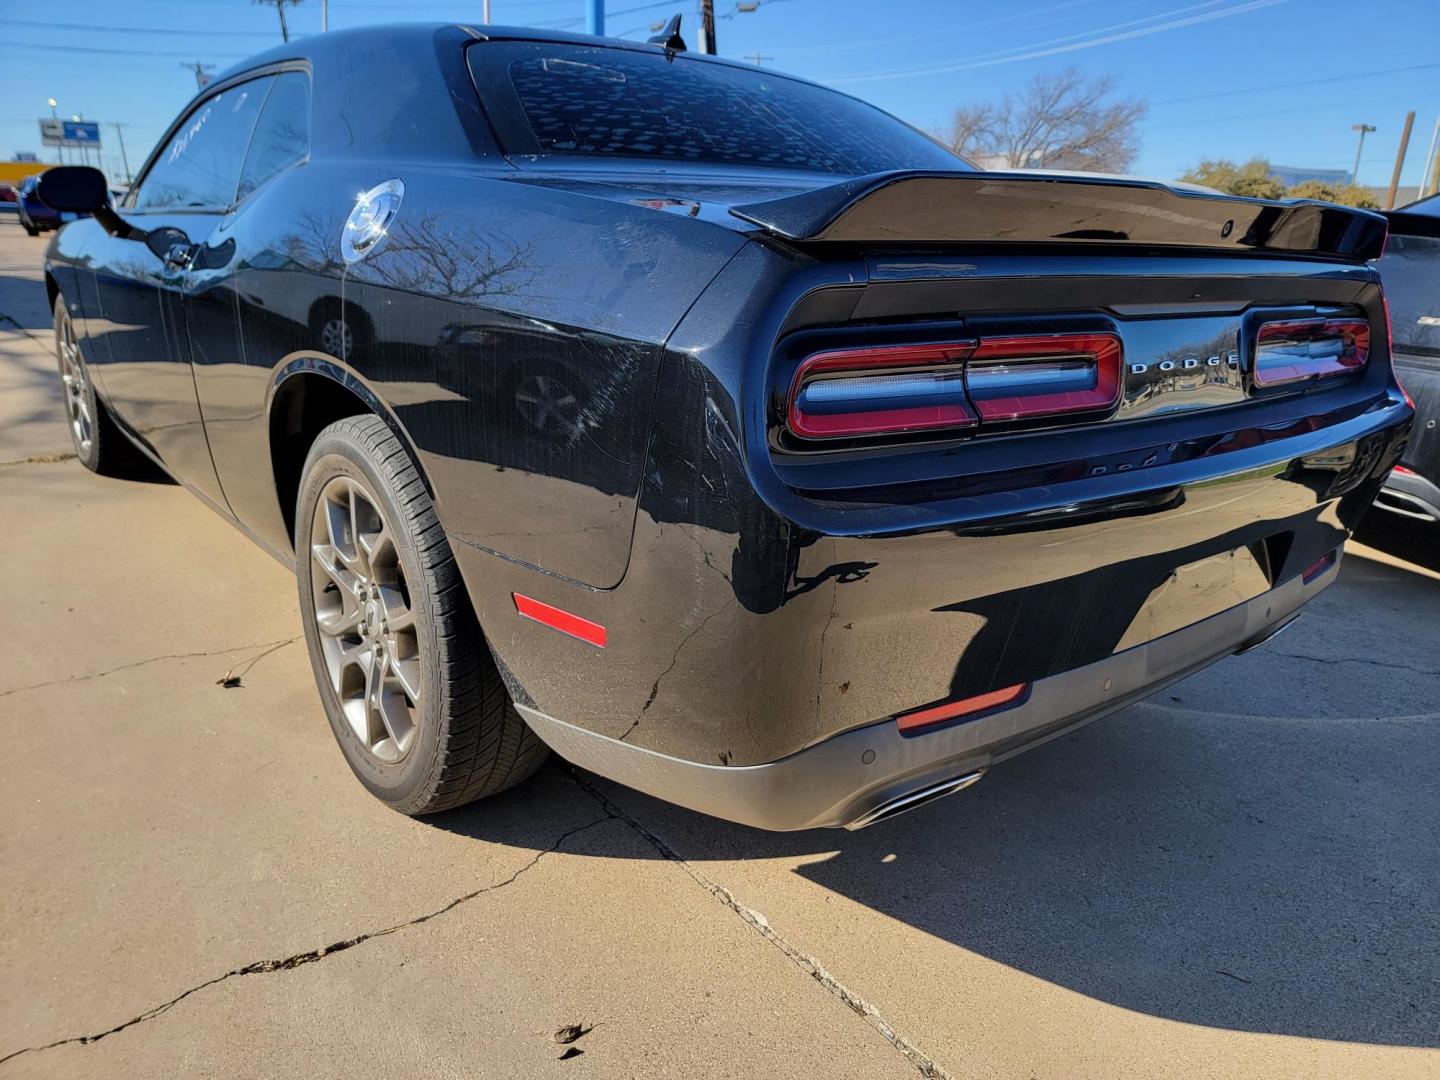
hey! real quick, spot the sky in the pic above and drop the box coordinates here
[1,0,1437,191]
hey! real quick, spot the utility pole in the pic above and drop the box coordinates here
[1385,110,1416,210]
[181,59,216,90]
[1419,115,1440,199]
[482,0,490,22]
[747,52,773,65]
[586,0,603,35]
[1350,123,1376,184]
[109,122,133,185]
[254,0,298,43]
[700,0,717,54]
[322,0,328,31]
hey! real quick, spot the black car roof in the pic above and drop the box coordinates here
[214,21,771,84]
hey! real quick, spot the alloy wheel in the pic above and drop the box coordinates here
[56,307,93,456]
[514,373,580,433]
[320,317,353,360]
[309,475,421,764]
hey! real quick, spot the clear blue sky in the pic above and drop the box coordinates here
[2,0,1437,190]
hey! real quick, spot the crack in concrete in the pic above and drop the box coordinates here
[0,451,76,468]
[0,637,301,701]
[1266,650,1438,676]
[0,815,615,1068]
[566,770,953,1080]
[0,312,48,345]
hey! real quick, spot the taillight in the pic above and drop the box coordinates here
[1253,317,1369,388]
[965,333,1123,422]
[1383,292,1414,408]
[786,333,1123,441]
[787,342,976,439]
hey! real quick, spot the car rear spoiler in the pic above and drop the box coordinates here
[729,170,1388,262]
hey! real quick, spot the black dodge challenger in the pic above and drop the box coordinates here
[41,23,1411,830]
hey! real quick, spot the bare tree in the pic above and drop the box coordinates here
[945,69,1146,174]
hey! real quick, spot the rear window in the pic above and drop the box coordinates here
[468,43,964,176]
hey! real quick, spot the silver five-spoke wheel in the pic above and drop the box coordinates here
[56,306,93,456]
[309,475,421,764]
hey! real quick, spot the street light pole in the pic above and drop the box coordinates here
[482,0,490,22]
[586,0,603,35]
[1351,123,1376,185]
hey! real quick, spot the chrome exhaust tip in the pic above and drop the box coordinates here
[844,770,985,830]
[1235,612,1302,655]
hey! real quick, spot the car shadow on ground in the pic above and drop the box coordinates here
[430,545,1440,1051]
[1354,511,1440,573]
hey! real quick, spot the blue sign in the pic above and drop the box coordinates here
[61,121,101,145]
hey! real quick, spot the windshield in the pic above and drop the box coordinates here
[468,42,966,176]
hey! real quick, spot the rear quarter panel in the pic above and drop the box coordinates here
[226,161,747,587]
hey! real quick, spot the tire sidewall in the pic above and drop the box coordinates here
[295,426,446,807]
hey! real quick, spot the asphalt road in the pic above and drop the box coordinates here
[1,215,1437,1079]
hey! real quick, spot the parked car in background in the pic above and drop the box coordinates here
[17,174,79,235]
[1373,193,1440,523]
[0,184,18,214]
[39,24,1411,831]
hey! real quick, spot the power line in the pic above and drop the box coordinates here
[1150,63,1440,107]
[0,40,248,59]
[831,0,1286,85]
[0,17,281,37]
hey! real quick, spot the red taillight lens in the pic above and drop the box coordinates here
[787,333,1123,441]
[1383,293,1414,408]
[1301,550,1338,584]
[787,341,977,439]
[965,333,1123,422]
[1253,317,1369,388]
[897,683,1029,734]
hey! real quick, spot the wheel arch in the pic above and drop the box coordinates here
[266,356,435,545]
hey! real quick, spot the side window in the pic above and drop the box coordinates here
[237,72,310,202]
[134,77,273,211]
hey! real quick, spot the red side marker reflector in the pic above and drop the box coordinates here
[1301,551,1338,585]
[1393,464,1415,476]
[897,683,1029,734]
[513,593,607,648]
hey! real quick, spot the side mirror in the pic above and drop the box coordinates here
[37,164,138,240]
[36,166,110,213]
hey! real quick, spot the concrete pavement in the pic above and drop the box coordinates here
[2,216,1437,1078]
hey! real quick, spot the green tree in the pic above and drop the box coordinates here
[1285,180,1380,209]
[1181,158,1285,200]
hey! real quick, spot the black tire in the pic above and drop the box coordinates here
[23,216,39,237]
[295,414,547,815]
[54,294,142,476]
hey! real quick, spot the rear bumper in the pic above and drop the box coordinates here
[1378,467,1440,522]
[520,553,1336,831]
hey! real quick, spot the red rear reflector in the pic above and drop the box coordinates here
[966,333,1123,422]
[788,341,977,439]
[1254,318,1369,387]
[1301,550,1338,584]
[513,593,607,648]
[897,683,1028,734]
[1393,464,1415,476]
